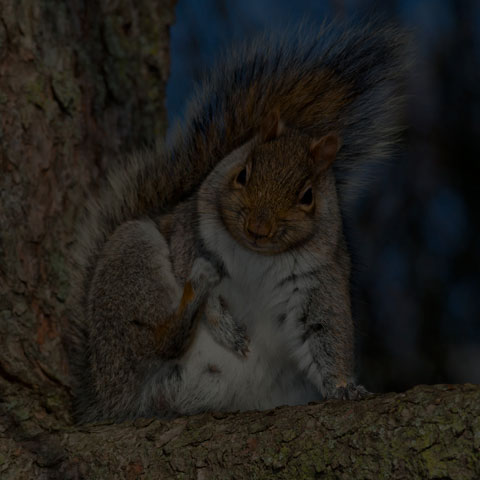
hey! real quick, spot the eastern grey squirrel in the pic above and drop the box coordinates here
[67,21,407,422]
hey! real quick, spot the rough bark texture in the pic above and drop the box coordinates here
[0,0,175,475]
[0,0,174,401]
[0,384,479,479]
[0,2,479,479]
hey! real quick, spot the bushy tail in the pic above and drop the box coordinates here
[169,20,409,202]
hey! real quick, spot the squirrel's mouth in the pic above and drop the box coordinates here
[239,232,285,256]
[219,208,285,255]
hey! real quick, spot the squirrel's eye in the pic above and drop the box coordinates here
[299,187,313,206]
[235,167,248,187]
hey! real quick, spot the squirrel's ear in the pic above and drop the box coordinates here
[310,133,341,172]
[260,110,285,142]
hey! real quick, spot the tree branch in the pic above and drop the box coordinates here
[1,384,479,479]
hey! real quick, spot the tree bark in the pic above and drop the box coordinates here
[0,2,479,479]
[0,384,478,479]
[0,0,175,474]
[0,0,175,404]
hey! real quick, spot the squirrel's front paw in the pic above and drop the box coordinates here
[327,382,371,401]
[205,295,250,357]
[190,257,221,296]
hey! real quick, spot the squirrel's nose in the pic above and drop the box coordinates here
[245,217,274,239]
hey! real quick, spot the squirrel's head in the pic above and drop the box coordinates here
[207,112,341,255]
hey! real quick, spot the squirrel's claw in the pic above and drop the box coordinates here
[323,381,372,401]
[234,331,250,358]
[332,383,371,400]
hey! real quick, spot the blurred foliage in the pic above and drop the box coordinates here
[167,0,480,392]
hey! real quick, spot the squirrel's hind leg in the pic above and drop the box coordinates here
[85,219,201,421]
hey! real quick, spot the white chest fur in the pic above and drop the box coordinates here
[165,223,321,415]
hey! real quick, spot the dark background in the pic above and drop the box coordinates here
[166,0,480,393]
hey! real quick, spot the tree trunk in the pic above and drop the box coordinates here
[0,2,479,479]
[0,0,175,472]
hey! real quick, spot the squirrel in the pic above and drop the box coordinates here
[67,21,407,422]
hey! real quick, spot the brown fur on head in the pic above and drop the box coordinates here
[218,114,341,254]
